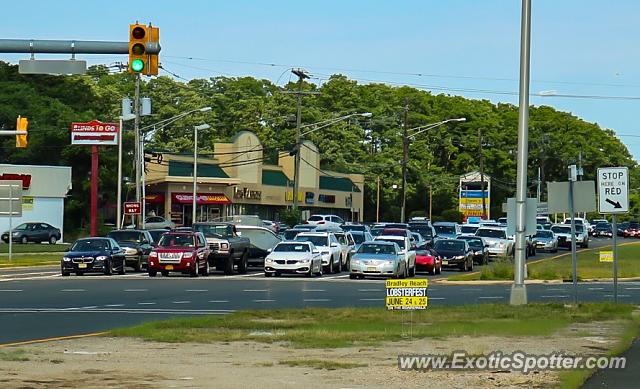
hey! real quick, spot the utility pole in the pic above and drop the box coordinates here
[376,176,380,223]
[478,127,487,220]
[536,167,541,203]
[400,99,409,223]
[291,69,309,220]
[133,74,141,228]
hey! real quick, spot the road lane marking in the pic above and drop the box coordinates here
[0,331,107,348]
[243,289,268,292]
[624,287,640,290]
[428,297,445,300]
[209,300,229,303]
[478,296,504,299]
[589,287,604,290]
[124,289,148,292]
[172,301,190,304]
[546,288,566,291]
[303,299,331,302]
[186,289,208,292]
[252,299,275,302]
[61,289,86,292]
[138,302,156,305]
[358,289,380,292]
[104,304,124,307]
[541,295,569,298]
[302,289,326,292]
[0,289,23,292]
[604,295,631,298]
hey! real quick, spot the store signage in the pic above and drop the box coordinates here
[318,194,335,203]
[305,192,315,204]
[144,193,165,204]
[385,279,428,310]
[123,202,141,215]
[233,187,262,200]
[285,191,304,202]
[599,251,613,263]
[172,193,231,205]
[71,120,119,146]
[0,173,31,190]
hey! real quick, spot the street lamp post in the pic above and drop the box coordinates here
[192,123,211,225]
[400,118,466,222]
[291,112,372,219]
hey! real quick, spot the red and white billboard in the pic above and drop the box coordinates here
[124,202,141,215]
[71,120,119,146]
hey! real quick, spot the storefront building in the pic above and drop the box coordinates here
[0,164,72,241]
[145,131,364,225]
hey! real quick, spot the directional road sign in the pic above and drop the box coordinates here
[598,167,629,214]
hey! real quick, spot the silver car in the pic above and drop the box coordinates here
[264,241,323,277]
[350,241,406,279]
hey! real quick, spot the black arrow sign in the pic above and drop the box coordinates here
[606,198,622,208]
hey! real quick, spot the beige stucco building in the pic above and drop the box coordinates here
[144,131,364,226]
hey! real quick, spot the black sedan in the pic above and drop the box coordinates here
[61,238,126,276]
[106,229,154,272]
[457,235,488,265]
[433,239,474,272]
[2,222,61,244]
[592,223,613,238]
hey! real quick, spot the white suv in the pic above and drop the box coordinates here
[306,214,345,229]
[374,235,416,276]
[295,231,343,273]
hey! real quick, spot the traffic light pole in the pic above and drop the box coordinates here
[134,74,141,228]
[0,39,160,55]
[90,146,99,236]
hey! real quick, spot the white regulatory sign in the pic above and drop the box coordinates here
[597,167,629,214]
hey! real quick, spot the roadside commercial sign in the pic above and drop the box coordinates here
[71,120,119,146]
[599,251,613,263]
[0,180,22,217]
[123,201,141,215]
[597,167,629,214]
[385,279,428,310]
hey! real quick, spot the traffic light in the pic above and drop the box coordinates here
[129,24,148,74]
[147,26,160,76]
[15,116,28,148]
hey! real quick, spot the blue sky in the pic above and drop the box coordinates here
[2,0,640,159]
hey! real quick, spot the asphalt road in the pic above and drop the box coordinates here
[0,236,634,346]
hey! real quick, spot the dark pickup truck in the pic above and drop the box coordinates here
[192,222,250,275]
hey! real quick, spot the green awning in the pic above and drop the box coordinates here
[262,169,290,187]
[319,176,361,192]
[168,161,229,178]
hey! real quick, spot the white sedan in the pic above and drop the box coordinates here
[264,241,323,277]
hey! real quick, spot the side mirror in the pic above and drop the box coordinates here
[331,243,338,247]
[312,249,320,254]
[485,244,489,248]
[267,248,272,254]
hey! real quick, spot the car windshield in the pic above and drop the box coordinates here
[295,235,328,247]
[13,223,29,230]
[564,219,584,225]
[71,239,108,251]
[283,230,301,240]
[335,234,349,245]
[370,227,385,236]
[415,249,433,256]
[575,225,585,233]
[435,240,465,252]
[596,223,611,229]
[193,224,229,237]
[376,238,405,249]
[551,226,572,234]
[434,225,456,235]
[460,237,483,248]
[351,232,366,244]
[461,226,478,234]
[148,230,166,242]
[536,230,553,238]
[410,226,433,237]
[158,234,195,247]
[108,231,143,243]
[341,225,364,232]
[308,216,324,222]
[274,243,309,252]
[476,229,506,239]
[358,243,396,255]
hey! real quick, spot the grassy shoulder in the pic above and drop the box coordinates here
[111,303,637,349]
[0,243,69,254]
[449,242,640,281]
[0,253,62,268]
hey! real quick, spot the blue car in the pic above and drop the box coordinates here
[61,237,126,276]
[349,241,406,279]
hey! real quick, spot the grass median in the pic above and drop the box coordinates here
[110,303,637,349]
[0,243,69,254]
[448,242,640,281]
[0,253,62,268]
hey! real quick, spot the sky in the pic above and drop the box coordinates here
[1,0,640,159]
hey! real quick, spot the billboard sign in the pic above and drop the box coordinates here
[71,120,119,146]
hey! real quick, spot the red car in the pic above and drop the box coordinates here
[148,231,210,277]
[415,247,442,275]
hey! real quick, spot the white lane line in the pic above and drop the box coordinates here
[478,296,504,299]
[80,306,98,309]
[186,289,208,292]
[546,288,566,291]
[124,289,148,292]
[588,287,604,291]
[330,274,351,279]
[624,287,640,290]
[303,298,331,302]
[138,302,156,305]
[359,298,384,301]
[209,300,229,303]
[358,289,380,292]
[303,289,326,292]
[428,297,446,300]
[61,289,86,292]
[173,301,190,304]
[0,272,58,277]
[104,304,124,307]
[541,295,569,298]
[0,289,23,292]
[603,295,631,298]
[252,299,275,302]
[243,289,268,292]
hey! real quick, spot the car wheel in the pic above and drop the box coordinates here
[469,258,474,272]
[306,267,313,277]
[190,261,199,278]
[118,261,126,275]
[264,272,272,277]
[409,263,416,277]
[21,236,27,244]
[224,255,234,275]
[461,260,468,272]
[326,257,334,274]
[61,270,70,276]
[49,236,57,245]
[335,256,342,273]
[483,255,488,266]
[316,262,323,277]
[148,270,157,277]
[134,256,143,272]
[428,266,436,276]
[75,271,83,276]
[349,274,356,279]
[238,251,248,274]
[436,263,442,275]
[103,260,112,276]
[200,259,210,276]
[275,271,281,277]
[161,270,169,277]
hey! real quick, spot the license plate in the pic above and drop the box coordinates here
[367,266,377,272]
[78,263,87,269]
[165,265,174,270]
[441,260,449,265]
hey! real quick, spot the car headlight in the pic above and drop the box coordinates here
[183,252,193,259]
[474,251,481,255]
[12,232,20,236]
[321,251,330,255]
[352,260,360,266]
[220,242,229,250]
[265,258,273,264]
[63,257,71,262]
[150,251,157,258]
[454,255,465,260]
[96,256,108,261]
[498,242,505,248]
[300,258,311,264]
[385,260,394,265]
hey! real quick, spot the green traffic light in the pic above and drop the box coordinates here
[131,59,145,73]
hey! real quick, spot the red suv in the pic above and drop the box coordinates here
[148,232,210,277]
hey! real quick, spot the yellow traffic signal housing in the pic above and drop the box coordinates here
[147,26,160,76]
[129,24,148,74]
[16,116,28,148]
